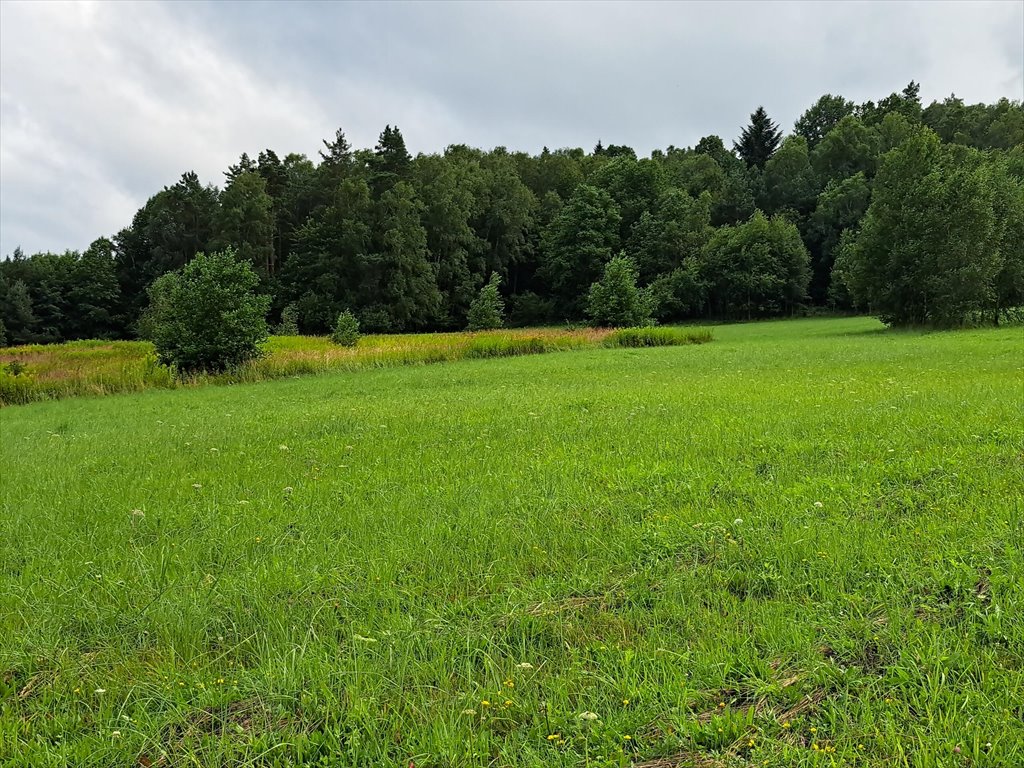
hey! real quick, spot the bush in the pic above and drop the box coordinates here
[605,327,713,348]
[508,291,556,327]
[143,250,270,373]
[586,254,652,327]
[276,303,300,335]
[466,274,505,331]
[331,310,361,346]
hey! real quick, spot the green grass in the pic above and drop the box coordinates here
[604,327,714,348]
[1,316,1022,767]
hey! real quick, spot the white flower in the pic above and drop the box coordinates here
[813,501,824,509]
[94,688,106,694]
[111,730,121,738]
[516,662,534,670]
[279,445,289,451]
[461,708,476,715]
[130,509,145,517]
[578,711,599,721]
[733,518,743,525]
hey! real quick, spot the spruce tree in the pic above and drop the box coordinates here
[734,106,783,168]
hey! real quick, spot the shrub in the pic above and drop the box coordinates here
[276,303,300,335]
[586,254,653,327]
[466,274,505,331]
[331,310,361,346]
[143,250,270,373]
[605,327,712,348]
[464,335,548,358]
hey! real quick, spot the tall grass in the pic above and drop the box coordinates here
[0,327,646,406]
[604,326,714,347]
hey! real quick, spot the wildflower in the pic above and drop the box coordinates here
[623,735,632,741]
[748,739,755,747]
[733,518,743,525]
[94,688,106,694]
[812,743,820,751]
[279,445,289,451]
[481,700,490,707]
[111,731,121,738]
[813,501,824,508]
[516,662,534,670]
[782,721,791,729]
[579,711,599,721]
[547,734,560,741]
[73,687,80,694]
[504,700,512,707]
[503,679,514,687]
[718,701,726,708]
[622,698,630,705]
[131,509,145,517]
[192,483,202,489]
[283,486,294,493]
[462,709,476,716]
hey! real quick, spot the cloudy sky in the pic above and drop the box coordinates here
[1,0,1021,257]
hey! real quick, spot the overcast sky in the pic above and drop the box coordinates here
[1,0,1021,257]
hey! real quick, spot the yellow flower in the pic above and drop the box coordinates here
[547,733,560,741]
[782,721,791,729]
[810,726,817,733]
[622,698,630,705]
[623,735,632,741]
[481,700,490,707]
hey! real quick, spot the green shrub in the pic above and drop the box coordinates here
[464,336,549,358]
[143,250,270,373]
[275,303,300,335]
[331,310,361,346]
[466,274,505,331]
[605,327,712,348]
[586,254,652,327]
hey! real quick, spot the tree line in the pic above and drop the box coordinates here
[1,82,1022,346]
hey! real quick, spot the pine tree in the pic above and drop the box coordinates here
[734,106,783,168]
[371,125,412,196]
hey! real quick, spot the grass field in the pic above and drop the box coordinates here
[1,317,1022,767]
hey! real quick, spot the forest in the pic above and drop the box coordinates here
[1,81,1022,345]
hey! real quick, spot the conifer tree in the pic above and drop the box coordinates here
[734,106,783,168]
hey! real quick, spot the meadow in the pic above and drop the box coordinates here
[0,327,712,407]
[1,317,1022,767]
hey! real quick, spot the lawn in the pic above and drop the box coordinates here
[1,317,1022,767]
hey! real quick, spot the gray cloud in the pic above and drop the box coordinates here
[1,0,1021,256]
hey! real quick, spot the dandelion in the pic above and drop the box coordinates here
[547,734,560,741]
[782,721,791,729]
[622,698,630,705]
[481,700,490,707]
[623,735,632,741]
[810,726,817,733]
